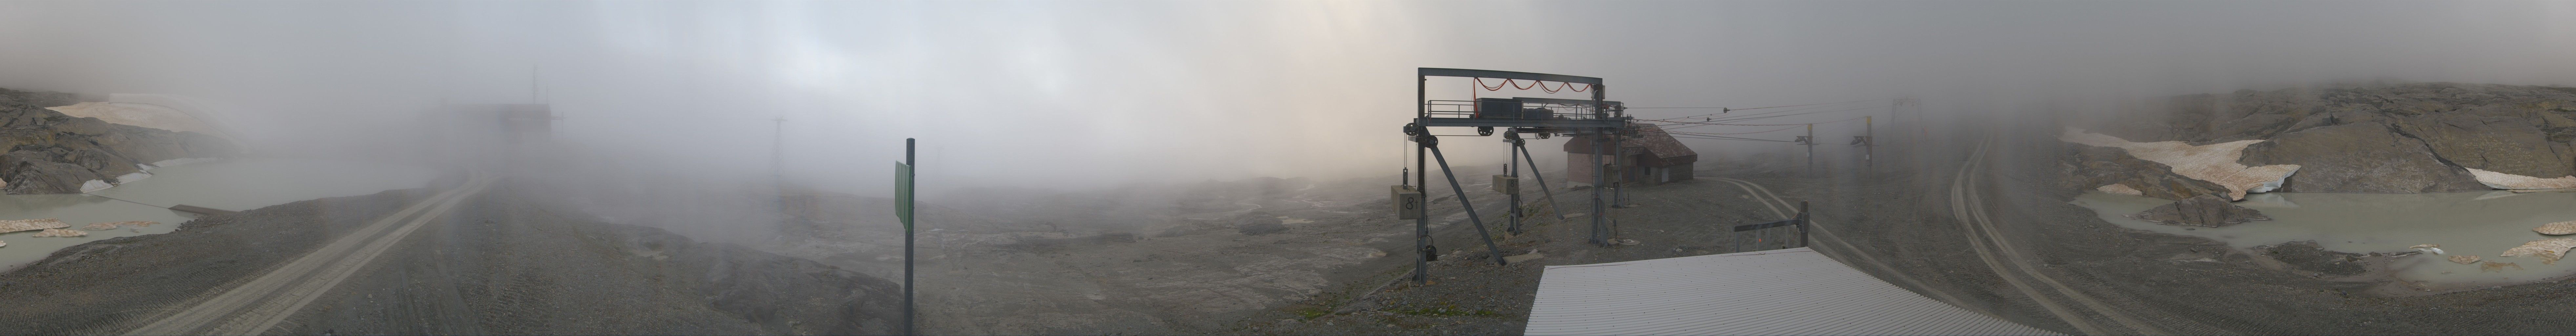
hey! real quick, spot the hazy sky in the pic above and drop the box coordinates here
[1,1,2570,196]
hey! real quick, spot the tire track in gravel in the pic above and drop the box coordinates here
[127,174,493,335]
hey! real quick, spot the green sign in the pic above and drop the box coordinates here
[895,162,914,230]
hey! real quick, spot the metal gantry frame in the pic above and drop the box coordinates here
[1404,68,1632,284]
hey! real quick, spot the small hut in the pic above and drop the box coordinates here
[1564,123,1699,186]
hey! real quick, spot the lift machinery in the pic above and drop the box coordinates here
[1397,68,1632,284]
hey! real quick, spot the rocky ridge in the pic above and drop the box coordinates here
[0,88,234,194]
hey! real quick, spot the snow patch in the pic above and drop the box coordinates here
[78,180,111,193]
[2096,184,2144,196]
[2061,128,2301,200]
[2464,168,2576,190]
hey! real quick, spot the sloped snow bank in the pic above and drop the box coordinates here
[2062,128,2301,200]
[2465,168,2576,190]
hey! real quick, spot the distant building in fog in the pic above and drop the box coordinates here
[1564,123,1697,186]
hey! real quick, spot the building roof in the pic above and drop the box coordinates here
[1562,124,1699,160]
[1524,247,2056,336]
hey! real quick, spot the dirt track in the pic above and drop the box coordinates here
[127,174,493,335]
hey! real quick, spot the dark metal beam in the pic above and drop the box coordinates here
[1419,68,1603,85]
[1416,117,1629,129]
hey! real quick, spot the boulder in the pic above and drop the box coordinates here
[2127,195,2271,227]
[2239,123,2487,193]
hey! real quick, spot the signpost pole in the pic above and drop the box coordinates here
[896,138,916,336]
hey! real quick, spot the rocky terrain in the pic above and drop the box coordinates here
[0,88,235,195]
[762,168,1563,334]
[2066,81,2576,196]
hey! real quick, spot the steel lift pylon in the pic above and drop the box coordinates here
[1398,68,1631,285]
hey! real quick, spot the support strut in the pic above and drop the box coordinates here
[1422,134,1510,266]
[1515,141,1567,226]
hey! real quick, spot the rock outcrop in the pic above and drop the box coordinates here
[2239,123,2488,193]
[2061,143,2234,200]
[2063,129,2299,200]
[2070,82,2576,194]
[0,88,234,194]
[2127,195,2270,227]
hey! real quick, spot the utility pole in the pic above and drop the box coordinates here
[1803,124,1816,177]
[773,117,787,216]
[1856,116,1874,171]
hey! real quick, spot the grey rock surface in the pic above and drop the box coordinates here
[2060,144,2233,200]
[2128,195,2271,227]
[0,88,235,194]
[2240,123,2488,193]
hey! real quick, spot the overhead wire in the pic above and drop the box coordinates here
[1626,98,1881,110]
[1646,99,1872,123]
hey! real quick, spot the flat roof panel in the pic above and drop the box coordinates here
[1526,247,2055,336]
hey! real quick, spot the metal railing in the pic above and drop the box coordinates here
[1732,201,1810,253]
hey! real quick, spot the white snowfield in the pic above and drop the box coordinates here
[2061,128,2300,200]
[2465,168,2576,190]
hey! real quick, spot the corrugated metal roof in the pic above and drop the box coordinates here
[1525,247,2055,336]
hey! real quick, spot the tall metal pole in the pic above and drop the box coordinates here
[1864,116,1875,171]
[1805,123,1816,177]
[1589,83,1609,247]
[774,117,787,216]
[1506,136,1523,235]
[1576,127,1597,245]
[1610,126,1626,209]
[1414,75,1430,284]
[902,138,915,336]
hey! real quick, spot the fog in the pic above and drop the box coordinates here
[2,0,2571,207]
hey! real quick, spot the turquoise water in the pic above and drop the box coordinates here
[2073,191,2576,290]
[0,158,439,271]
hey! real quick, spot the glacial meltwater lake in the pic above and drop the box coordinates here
[0,158,440,271]
[2074,191,2576,290]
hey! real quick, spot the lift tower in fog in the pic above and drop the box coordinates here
[1396,68,1631,284]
